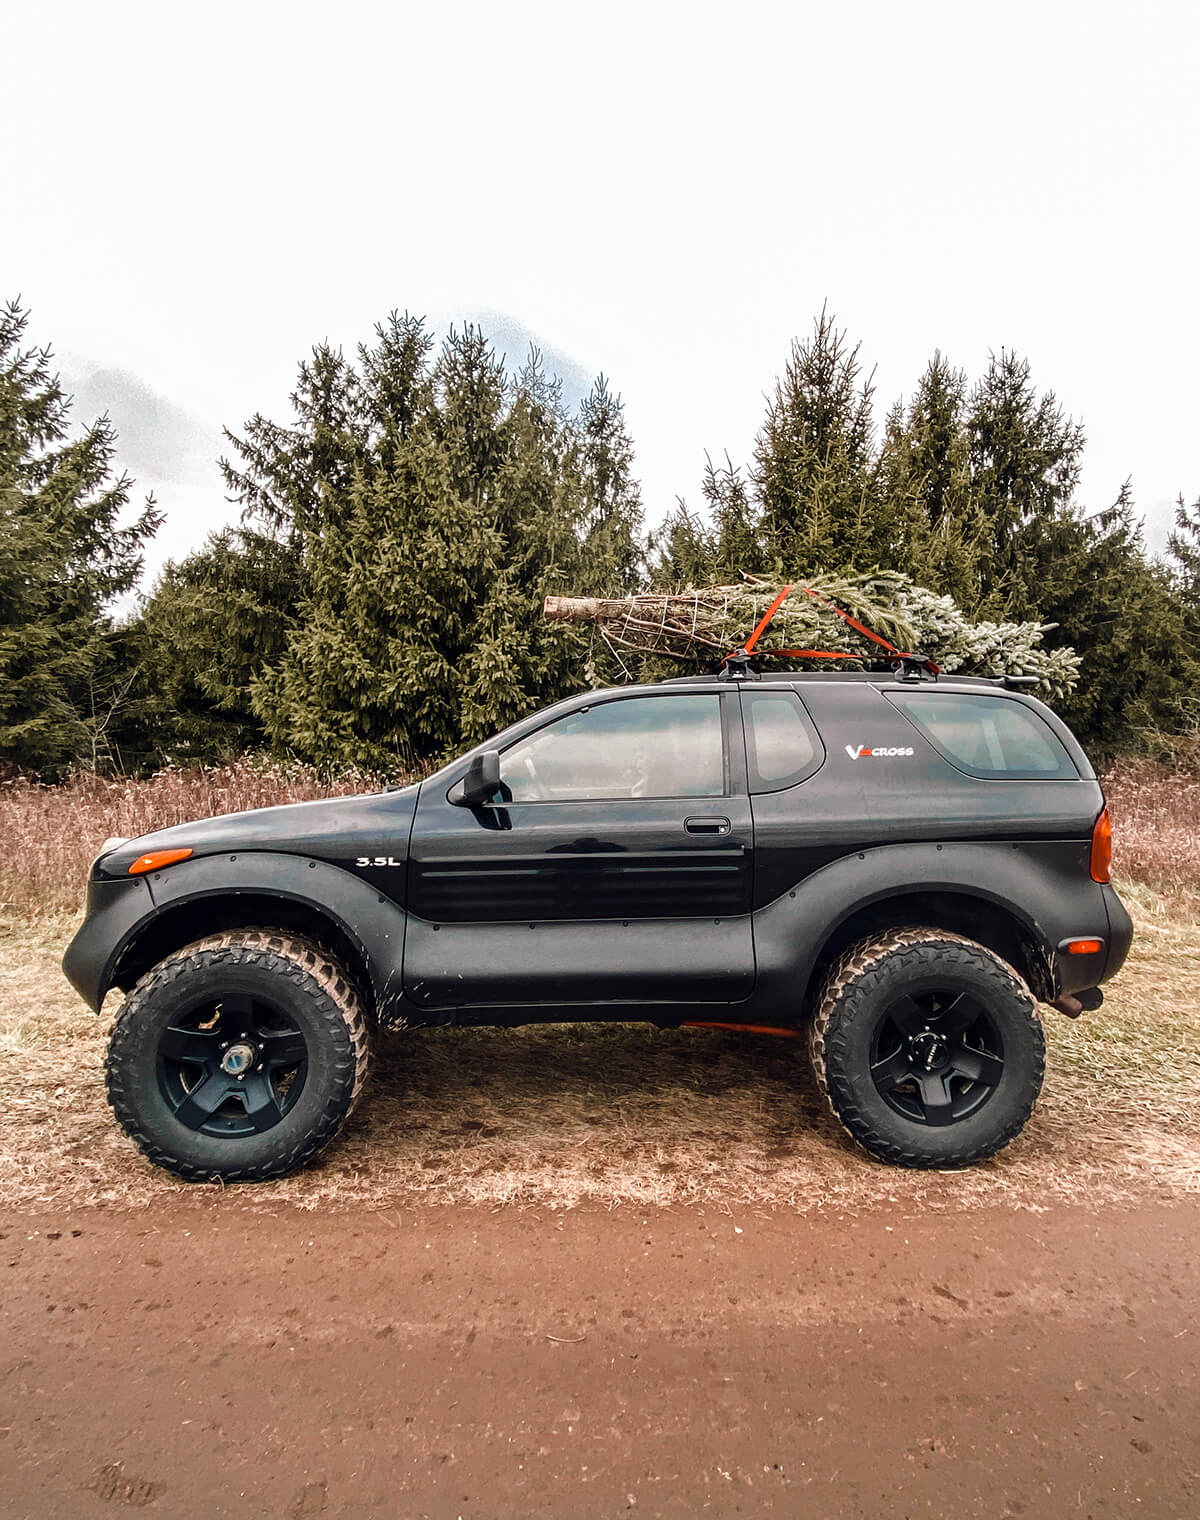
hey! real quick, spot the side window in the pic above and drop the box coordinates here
[888,692,1077,780]
[743,690,824,793]
[500,694,725,802]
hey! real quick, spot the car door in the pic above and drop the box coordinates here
[403,688,755,1010]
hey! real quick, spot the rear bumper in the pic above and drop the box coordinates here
[1046,881,1131,997]
[1102,884,1134,982]
[1050,883,1133,999]
[61,877,154,1011]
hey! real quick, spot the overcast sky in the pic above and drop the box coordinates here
[4,1,1197,583]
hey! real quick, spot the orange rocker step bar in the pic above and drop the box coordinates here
[683,1022,803,1038]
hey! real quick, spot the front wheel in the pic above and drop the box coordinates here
[809,928,1044,1168]
[106,929,372,1182]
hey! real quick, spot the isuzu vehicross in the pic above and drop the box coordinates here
[64,670,1131,1180]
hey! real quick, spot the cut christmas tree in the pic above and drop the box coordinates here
[544,572,1080,697]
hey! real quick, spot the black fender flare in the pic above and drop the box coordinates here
[751,838,1106,1013]
[75,852,409,1023]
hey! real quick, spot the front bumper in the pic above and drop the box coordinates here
[62,876,155,1011]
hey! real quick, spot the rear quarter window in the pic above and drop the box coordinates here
[742,690,824,793]
[887,692,1078,780]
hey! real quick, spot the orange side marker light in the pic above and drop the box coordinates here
[128,848,193,875]
[1065,938,1103,956]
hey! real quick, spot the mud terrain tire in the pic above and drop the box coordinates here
[106,930,372,1182]
[810,928,1044,1168]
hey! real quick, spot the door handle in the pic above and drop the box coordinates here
[684,816,731,835]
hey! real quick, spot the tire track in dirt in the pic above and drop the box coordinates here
[2,1198,1198,1518]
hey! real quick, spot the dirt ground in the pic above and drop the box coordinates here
[2,1198,1199,1519]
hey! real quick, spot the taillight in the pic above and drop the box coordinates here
[1090,807,1112,884]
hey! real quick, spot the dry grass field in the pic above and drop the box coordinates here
[0,760,391,919]
[1,759,1197,1213]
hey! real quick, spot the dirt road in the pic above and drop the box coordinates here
[2,1198,1198,1519]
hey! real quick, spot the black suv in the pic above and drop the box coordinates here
[64,671,1131,1181]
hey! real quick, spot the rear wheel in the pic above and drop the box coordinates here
[106,929,371,1182]
[810,928,1044,1168]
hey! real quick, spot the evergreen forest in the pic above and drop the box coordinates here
[2,298,1197,780]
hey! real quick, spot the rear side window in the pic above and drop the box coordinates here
[742,690,824,793]
[888,692,1077,780]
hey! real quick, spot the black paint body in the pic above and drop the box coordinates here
[63,674,1133,1029]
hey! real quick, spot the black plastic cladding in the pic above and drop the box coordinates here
[62,676,1133,1028]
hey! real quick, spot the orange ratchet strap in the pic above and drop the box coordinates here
[724,582,940,674]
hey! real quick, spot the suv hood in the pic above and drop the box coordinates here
[96,783,421,878]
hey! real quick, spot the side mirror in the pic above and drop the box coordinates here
[455,749,501,806]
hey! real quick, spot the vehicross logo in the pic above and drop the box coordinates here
[844,744,914,759]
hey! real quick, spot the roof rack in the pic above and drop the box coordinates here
[717,650,939,683]
[666,668,1032,690]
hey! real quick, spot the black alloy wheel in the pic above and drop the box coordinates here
[867,987,1005,1128]
[156,992,309,1139]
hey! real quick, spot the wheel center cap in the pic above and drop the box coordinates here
[909,1029,947,1070]
[220,1042,257,1076]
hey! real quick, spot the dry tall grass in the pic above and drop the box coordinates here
[0,760,398,920]
[1101,761,1200,902]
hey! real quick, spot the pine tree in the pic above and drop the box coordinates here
[650,454,764,586]
[0,300,160,775]
[752,309,893,571]
[250,318,465,770]
[576,375,644,593]
[878,353,983,607]
[1168,492,1200,611]
[240,318,641,772]
[1032,482,1198,757]
[124,526,303,764]
[450,340,589,749]
[222,338,373,543]
[966,350,1086,618]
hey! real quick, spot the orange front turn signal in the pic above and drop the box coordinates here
[128,848,193,875]
[1065,938,1103,956]
[1090,807,1112,884]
